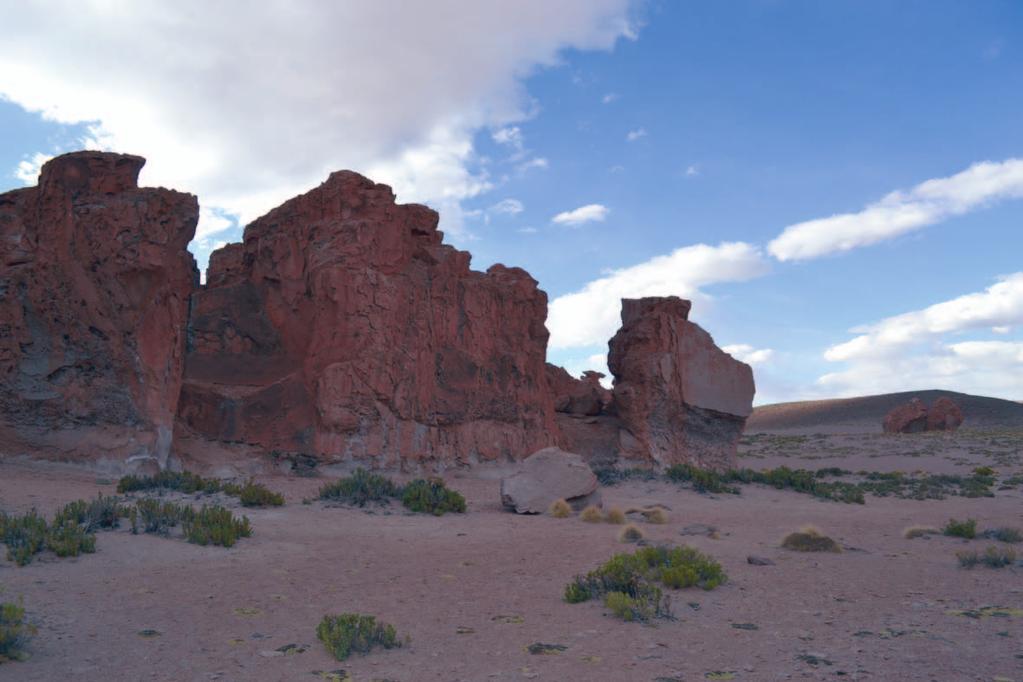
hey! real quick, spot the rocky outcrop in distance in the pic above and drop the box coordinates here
[0,151,756,473]
[883,396,964,434]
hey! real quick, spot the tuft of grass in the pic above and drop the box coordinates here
[579,505,603,523]
[548,499,572,518]
[604,507,625,524]
[0,598,36,662]
[943,518,977,539]
[181,505,251,548]
[401,478,466,516]
[903,525,940,539]
[134,499,191,536]
[642,507,669,525]
[618,524,645,543]
[565,545,726,622]
[957,546,1016,569]
[44,521,96,558]
[972,466,996,477]
[0,511,49,566]
[316,613,403,661]
[317,468,401,507]
[983,527,1022,544]
[781,525,841,553]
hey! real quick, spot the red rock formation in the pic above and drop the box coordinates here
[175,170,557,468]
[545,364,611,416]
[605,297,755,469]
[883,397,963,434]
[0,152,198,468]
[926,397,964,432]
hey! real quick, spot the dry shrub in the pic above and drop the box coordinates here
[903,525,940,539]
[548,499,572,518]
[618,524,645,543]
[642,508,669,525]
[580,505,603,523]
[604,507,626,525]
[781,525,841,553]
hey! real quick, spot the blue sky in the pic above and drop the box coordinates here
[2,1,1021,403]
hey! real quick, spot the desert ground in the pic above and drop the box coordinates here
[2,405,1022,681]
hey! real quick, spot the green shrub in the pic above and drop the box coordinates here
[117,470,220,495]
[957,546,1017,569]
[665,464,739,494]
[53,494,127,531]
[0,511,48,566]
[181,505,251,548]
[591,467,657,486]
[231,480,285,508]
[781,526,841,553]
[316,613,403,661]
[943,518,977,539]
[134,499,192,535]
[983,527,1022,544]
[0,599,36,662]
[973,466,996,477]
[318,468,401,507]
[45,521,96,558]
[564,545,726,622]
[400,478,466,516]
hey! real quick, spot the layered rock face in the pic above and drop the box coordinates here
[175,171,557,467]
[0,152,198,467]
[606,297,755,468]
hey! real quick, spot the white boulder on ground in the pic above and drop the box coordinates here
[500,447,602,514]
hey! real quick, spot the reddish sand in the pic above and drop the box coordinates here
[2,425,1022,681]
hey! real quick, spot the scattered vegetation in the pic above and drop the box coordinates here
[133,499,190,535]
[579,505,603,523]
[318,468,401,507]
[943,518,977,539]
[316,613,403,661]
[604,507,625,524]
[618,524,645,543]
[903,525,940,539]
[781,525,841,553]
[181,505,251,548]
[564,545,727,622]
[53,494,128,531]
[0,598,36,662]
[317,470,465,515]
[224,480,285,507]
[547,499,572,518]
[400,478,466,516]
[983,527,1022,544]
[0,508,96,566]
[118,471,285,506]
[956,546,1017,569]
[591,467,658,486]
[640,507,669,524]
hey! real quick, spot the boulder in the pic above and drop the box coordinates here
[176,170,558,468]
[0,152,198,468]
[606,297,755,469]
[882,398,931,434]
[926,397,964,432]
[500,447,601,514]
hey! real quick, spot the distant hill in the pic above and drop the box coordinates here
[747,389,1023,434]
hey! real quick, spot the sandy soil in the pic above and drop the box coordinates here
[1,429,1022,682]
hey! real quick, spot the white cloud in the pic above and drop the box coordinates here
[517,226,539,234]
[818,273,1023,399]
[552,203,609,226]
[517,156,549,172]
[490,198,524,215]
[685,164,699,177]
[721,344,774,366]
[547,242,769,349]
[0,1,636,243]
[626,127,647,142]
[601,92,618,104]
[769,158,1023,261]
[492,126,524,149]
[13,152,52,185]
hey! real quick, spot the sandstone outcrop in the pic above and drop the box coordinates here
[0,152,198,468]
[500,447,601,513]
[606,297,755,469]
[1,151,758,473]
[175,170,557,467]
[883,397,963,434]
